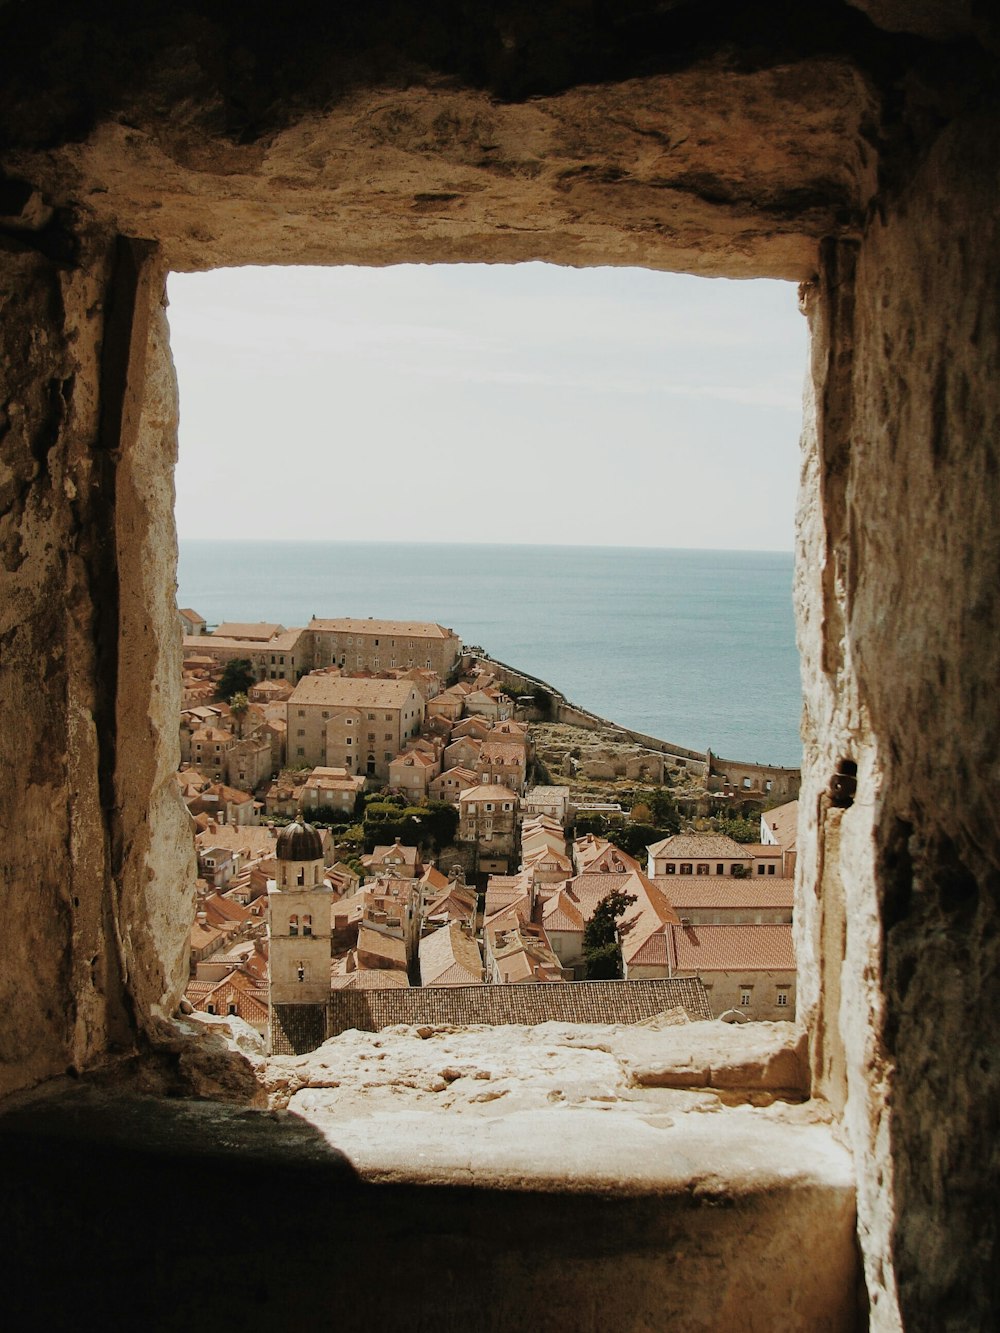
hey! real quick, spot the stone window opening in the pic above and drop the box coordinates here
[1,15,997,1327]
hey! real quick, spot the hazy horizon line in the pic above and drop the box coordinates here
[177,536,794,556]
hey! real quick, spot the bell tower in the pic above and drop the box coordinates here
[267,815,332,1052]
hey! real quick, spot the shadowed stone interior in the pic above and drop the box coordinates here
[1,4,999,1328]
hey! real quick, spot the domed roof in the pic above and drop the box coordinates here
[275,816,323,863]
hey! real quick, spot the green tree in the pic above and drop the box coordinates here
[607,823,662,860]
[712,814,760,843]
[582,889,637,980]
[217,658,255,701]
[228,691,250,738]
[574,813,609,838]
[649,786,681,833]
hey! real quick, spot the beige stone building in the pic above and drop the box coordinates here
[226,734,273,793]
[457,785,519,874]
[388,748,440,801]
[429,765,479,803]
[307,617,462,677]
[188,726,237,783]
[477,738,528,794]
[419,920,484,987]
[287,674,424,780]
[759,798,799,878]
[669,923,796,1020]
[483,915,568,984]
[178,607,206,636]
[185,622,310,683]
[523,785,571,825]
[646,833,754,878]
[267,818,334,1019]
[443,735,481,772]
[300,766,366,815]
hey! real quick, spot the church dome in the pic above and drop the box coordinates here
[275,816,323,863]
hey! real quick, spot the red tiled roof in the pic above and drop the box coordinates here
[330,969,410,990]
[648,833,751,860]
[670,923,795,971]
[763,799,799,850]
[656,877,795,910]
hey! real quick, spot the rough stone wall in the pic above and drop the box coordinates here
[115,261,198,1040]
[796,95,1000,1331]
[0,231,132,1095]
[327,977,712,1041]
[0,234,194,1098]
[707,757,801,799]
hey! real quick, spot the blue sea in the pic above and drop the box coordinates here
[177,541,802,768]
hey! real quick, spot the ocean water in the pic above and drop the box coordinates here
[177,540,802,768]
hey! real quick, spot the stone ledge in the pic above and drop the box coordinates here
[0,1078,858,1331]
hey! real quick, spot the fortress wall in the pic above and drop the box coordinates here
[326,977,713,1042]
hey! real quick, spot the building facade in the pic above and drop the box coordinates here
[306,618,462,678]
[287,675,424,780]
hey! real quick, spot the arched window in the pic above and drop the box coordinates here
[289,914,299,936]
[302,914,313,937]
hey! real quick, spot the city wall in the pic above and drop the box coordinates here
[479,654,802,794]
[273,977,712,1053]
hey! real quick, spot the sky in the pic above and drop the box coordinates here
[167,263,808,550]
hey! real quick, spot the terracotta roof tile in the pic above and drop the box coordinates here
[671,923,795,971]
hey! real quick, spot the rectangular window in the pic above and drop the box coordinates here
[297,747,304,756]
[384,733,392,741]
[716,863,724,874]
[740,989,752,1006]
[346,737,352,746]
[298,710,305,718]
[768,864,776,875]
[297,729,304,737]
[665,864,676,875]
[776,991,789,1007]
[680,864,693,876]
[696,863,709,875]
[384,752,392,761]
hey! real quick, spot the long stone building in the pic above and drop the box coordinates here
[306,617,462,678]
[286,675,425,780]
[183,617,463,684]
